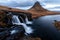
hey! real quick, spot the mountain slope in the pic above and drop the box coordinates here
[0,2,60,18]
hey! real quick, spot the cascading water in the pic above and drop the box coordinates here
[0,11,33,40]
[12,15,33,35]
[25,16,32,24]
[12,15,21,25]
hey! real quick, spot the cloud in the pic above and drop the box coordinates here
[0,0,36,10]
[0,0,36,7]
[43,0,60,4]
[13,6,32,10]
[41,0,60,11]
[43,4,60,8]
[37,0,44,2]
[0,0,12,3]
[0,0,60,11]
[42,4,60,11]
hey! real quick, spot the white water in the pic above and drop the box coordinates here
[10,30,18,34]
[25,16,32,24]
[12,15,21,25]
[12,15,33,35]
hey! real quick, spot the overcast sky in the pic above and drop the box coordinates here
[0,0,60,11]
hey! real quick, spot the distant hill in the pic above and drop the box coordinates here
[0,5,27,12]
[0,1,60,18]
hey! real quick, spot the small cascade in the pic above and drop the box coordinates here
[25,16,32,24]
[12,15,21,25]
[22,14,32,24]
[0,11,33,40]
[12,15,33,35]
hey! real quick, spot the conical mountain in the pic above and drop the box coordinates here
[29,1,48,11]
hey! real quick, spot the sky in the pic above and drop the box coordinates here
[0,0,60,11]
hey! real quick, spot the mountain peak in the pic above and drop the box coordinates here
[29,1,47,11]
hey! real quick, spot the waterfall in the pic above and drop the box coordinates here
[10,30,18,35]
[12,15,33,35]
[22,14,32,24]
[25,17,32,24]
[12,15,21,25]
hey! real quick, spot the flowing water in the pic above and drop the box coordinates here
[25,16,32,24]
[11,15,33,35]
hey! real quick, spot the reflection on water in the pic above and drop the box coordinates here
[40,15,60,21]
[36,15,60,29]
